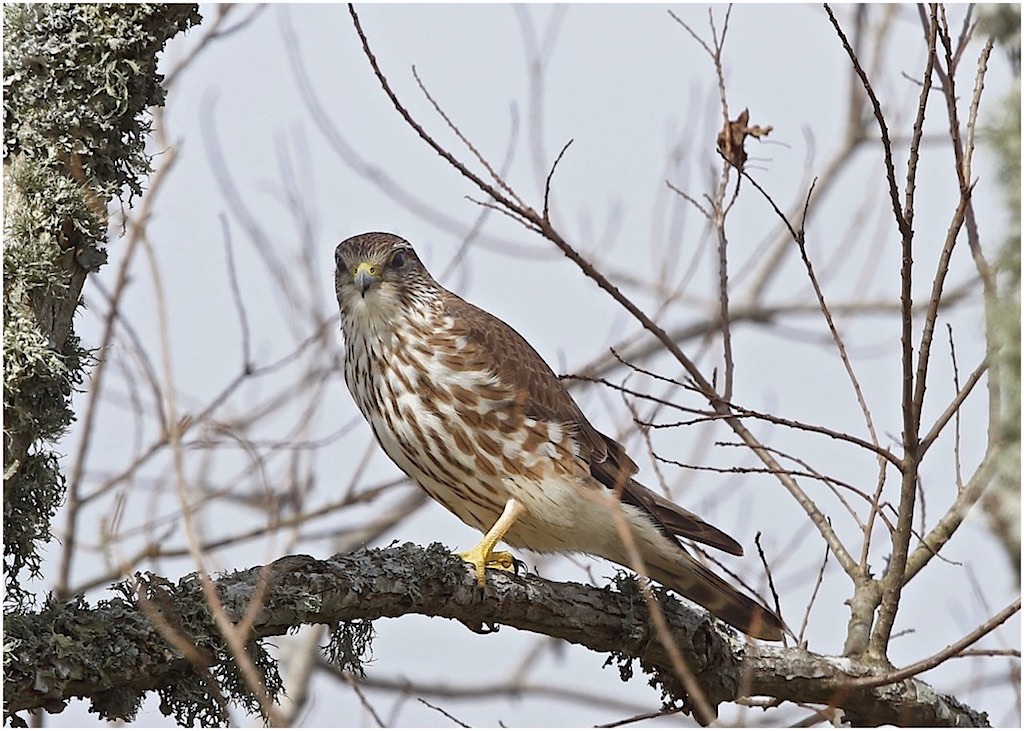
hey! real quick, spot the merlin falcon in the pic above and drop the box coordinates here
[334,231,785,641]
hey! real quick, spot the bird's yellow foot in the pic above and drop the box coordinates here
[457,499,527,588]
[458,545,518,587]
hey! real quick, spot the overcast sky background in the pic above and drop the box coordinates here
[42,3,1018,726]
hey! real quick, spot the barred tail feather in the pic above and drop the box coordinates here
[643,550,786,641]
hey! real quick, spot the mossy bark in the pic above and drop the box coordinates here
[2,3,201,605]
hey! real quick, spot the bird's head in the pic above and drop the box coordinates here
[334,232,440,326]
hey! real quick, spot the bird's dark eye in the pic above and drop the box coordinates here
[390,250,407,268]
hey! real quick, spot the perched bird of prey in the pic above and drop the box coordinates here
[334,231,785,641]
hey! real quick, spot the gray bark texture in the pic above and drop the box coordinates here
[3,2,201,606]
[4,543,990,727]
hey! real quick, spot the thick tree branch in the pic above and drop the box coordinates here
[5,544,991,727]
[3,3,202,606]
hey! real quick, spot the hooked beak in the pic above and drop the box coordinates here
[353,261,381,297]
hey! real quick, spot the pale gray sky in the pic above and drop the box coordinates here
[48,3,1017,726]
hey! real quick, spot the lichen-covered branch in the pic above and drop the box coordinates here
[2,3,201,606]
[4,544,992,727]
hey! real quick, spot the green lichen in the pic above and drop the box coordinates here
[324,619,377,678]
[978,4,1021,576]
[4,4,200,200]
[133,571,285,725]
[5,572,285,727]
[2,3,201,607]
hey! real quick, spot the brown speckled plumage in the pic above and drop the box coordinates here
[334,231,785,641]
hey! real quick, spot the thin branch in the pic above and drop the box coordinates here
[411,65,524,209]
[847,598,1021,689]
[417,698,469,728]
[343,673,386,727]
[7,545,993,727]
[903,447,998,583]
[823,4,910,241]
[348,3,859,578]
[578,358,902,468]
[56,115,181,599]
[798,541,831,647]
[742,171,886,474]
[919,358,989,456]
[867,2,937,661]
[220,214,253,371]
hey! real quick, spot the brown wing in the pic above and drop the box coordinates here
[444,294,613,463]
[444,293,743,557]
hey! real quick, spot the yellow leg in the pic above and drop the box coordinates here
[458,498,525,587]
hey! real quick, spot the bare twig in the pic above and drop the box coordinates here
[417,698,470,728]
[847,598,1021,689]
[348,2,860,582]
